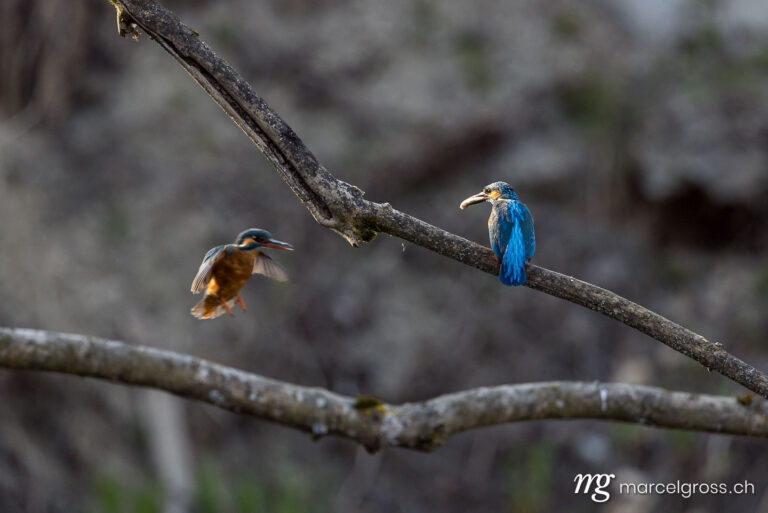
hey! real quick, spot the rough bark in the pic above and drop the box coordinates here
[2,328,766,452]
[100,0,768,398]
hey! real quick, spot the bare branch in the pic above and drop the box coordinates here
[102,0,768,398]
[1,328,766,451]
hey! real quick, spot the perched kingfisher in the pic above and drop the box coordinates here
[460,181,535,286]
[190,228,293,319]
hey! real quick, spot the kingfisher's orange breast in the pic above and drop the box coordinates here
[205,248,255,301]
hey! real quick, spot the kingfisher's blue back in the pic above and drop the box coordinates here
[489,199,535,286]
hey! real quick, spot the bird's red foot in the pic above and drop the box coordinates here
[236,295,246,311]
[221,299,235,316]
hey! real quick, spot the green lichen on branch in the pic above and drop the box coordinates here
[354,395,387,416]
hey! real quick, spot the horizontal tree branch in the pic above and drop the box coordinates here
[1,328,766,451]
[104,0,768,399]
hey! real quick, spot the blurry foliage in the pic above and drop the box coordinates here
[195,461,226,513]
[89,460,324,513]
[550,11,583,41]
[672,15,768,98]
[678,24,723,57]
[555,76,618,133]
[654,255,694,291]
[0,0,92,118]
[667,429,698,455]
[407,0,438,47]
[751,43,768,71]
[232,479,268,513]
[90,475,162,513]
[610,424,646,454]
[212,20,241,51]
[168,89,195,115]
[104,203,132,246]
[503,442,553,513]
[754,269,768,300]
[194,457,326,513]
[453,31,494,94]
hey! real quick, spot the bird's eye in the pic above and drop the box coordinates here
[483,188,490,194]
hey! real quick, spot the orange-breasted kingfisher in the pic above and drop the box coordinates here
[190,228,293,319]
[460,181,535,286]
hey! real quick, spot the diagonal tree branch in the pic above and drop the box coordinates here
[102,0,768,399]
[1,328,767,452]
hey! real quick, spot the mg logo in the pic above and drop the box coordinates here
[573,473,616,503]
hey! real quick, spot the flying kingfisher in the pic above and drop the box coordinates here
[190,228,293,319]
[460,181,535,286]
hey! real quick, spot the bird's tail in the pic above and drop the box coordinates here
[499,223,526,286]
[190,296,237,319]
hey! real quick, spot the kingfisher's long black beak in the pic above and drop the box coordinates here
[264,238,294,250]
[459,191,489,210]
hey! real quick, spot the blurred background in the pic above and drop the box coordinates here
[1,0,768,511]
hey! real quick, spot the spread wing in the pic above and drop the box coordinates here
[252,252,289,282]
[190,245,225,293]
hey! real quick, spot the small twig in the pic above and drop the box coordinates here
[101,0,768,398]
[1,328,766,451]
